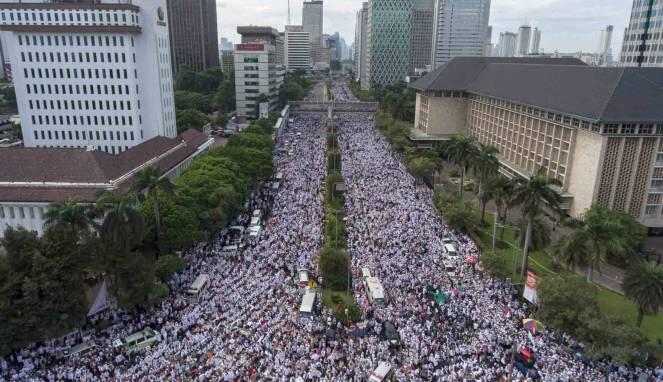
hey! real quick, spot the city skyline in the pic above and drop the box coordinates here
[216,0,632,54]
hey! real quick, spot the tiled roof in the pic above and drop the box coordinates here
[0,129,210,203]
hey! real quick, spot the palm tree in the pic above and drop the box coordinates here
[95,191,144,252]
[485,175,515,240]
[44,200,92,239]
[623,261,663,327]
[550,233,590,272]
[473,143,500,222]
[131,166,175,256]
[551,206,640,282]
[407,156,436,186]
[511,167,562,280]
[441,134,478,199]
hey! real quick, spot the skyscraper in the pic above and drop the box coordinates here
[354,2,369,82]
[484,25,493,56]
[598,25,613,66]
[620,0,663,67]
[302,1,323,63]
[410,0,435,71]
[497,32,517,57]
[0,0,177,154]
[364,0,413,90]
[237,26,285,66]
[285,25,312,71]
[530,27,541,54]
[516,25,531,57]
[167,0,219,73]
[431,0,491,69]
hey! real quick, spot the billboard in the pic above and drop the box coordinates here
[523,271,540,305]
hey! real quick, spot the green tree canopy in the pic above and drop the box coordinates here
[623,261,663,327]
[155,254,187,283]
[176,109,210,133]
[175,91,210,113]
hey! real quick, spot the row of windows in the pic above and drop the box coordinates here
[30,114,137,128]
[18,34,129,48]
[21,50,130,65]
[26,83,133,97]
[28,99,133,112]
[1,9,138,27]
[0,205,43,220]
[24,67,130,81]
[32,129,136,142]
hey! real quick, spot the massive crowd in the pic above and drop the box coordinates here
[0,83,660,381]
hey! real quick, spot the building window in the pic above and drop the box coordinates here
[645,205,658,216]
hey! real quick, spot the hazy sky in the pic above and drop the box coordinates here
[216,0,634,54]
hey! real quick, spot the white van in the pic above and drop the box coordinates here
[299,290,316,319]
[248,225,262,239]
[113,328,161,350]
[252,209,262,219]
[361,268,372,282]
[364,277,386,306]
[443,260,456,272]
[444,243,458,256]
[186,274,210,299]
[369,362,394,382]
[65,340,97,358]
[297,269,310,290]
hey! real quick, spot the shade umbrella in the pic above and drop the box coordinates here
[522,319,545,332]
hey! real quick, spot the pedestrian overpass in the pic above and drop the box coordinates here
[289,101,380,115]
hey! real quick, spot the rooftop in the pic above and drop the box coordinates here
[0,129,210,203]
[411,57,663,123]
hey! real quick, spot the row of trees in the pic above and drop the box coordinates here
[347,81,416,123]
[278,70,313,108]
[174,66,235,132]
[0,116,276,355]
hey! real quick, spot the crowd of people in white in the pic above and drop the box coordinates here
[0,83,659,381]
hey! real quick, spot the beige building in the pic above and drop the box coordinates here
[411,57,663,232]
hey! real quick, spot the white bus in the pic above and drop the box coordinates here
[361,268,372,282]
[299,290,316,319]
[364,277,386,306]
[186,274,210,299]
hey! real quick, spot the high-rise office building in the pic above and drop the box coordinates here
[497,32,517,57]
[284,25,311,71]
[530,27,541,54]
[354,2,369,82]
[410,0,435,71]
[167,0,219,73]
[237,26,285,66]
[484,25,493,56]
[221,50,235,74]
[431,0,491,69]
[303,0,323,63]
[0,0,177,154]
[364,0,413,90]
[233,43,284,119]
[620,0,663,67]
[516,25,532,57]
[598,25,613,66]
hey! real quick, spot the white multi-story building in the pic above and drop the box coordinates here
[497,32,517,57]
[354,2,368,82]
[516,25,531,57]
[598,25,613,66]
[284,25,311,71]
[620,0,663,67]
[530,27,541,54]
[0,0,177,154]
[234,43,284,119]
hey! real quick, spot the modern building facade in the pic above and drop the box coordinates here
[516,25,531,57]
[497,32,517,57]
[167,0,219,74]
[410,0,435,71]
[238,26,284,66]
[0,129,213,239]
[620,0,663,67]
[221,50,234,74]
[364,0,413,90]
[530,27,541,54]
[484,25,493,56]
[0,0,177,154]
[411,57,663,230]
[303,0,323,64]
[354,2,369,82]
[431,0,491,69]
[598,25,613,66]
[233,43,283,119]
[284,25,311,71]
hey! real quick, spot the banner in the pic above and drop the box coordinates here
[523,271,540,305]
[87,279,112,317]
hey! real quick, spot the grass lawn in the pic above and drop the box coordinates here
[321,289,355,310]
[475,213,663,340]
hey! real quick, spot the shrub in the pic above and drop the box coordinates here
[155,254,186,282]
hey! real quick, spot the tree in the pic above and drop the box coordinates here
[514,216,551,251]
[473,143,500,222]
[11,123,21,140]
[140,197,204,254]
[583,314,646,364]
[551,206,645,282]
[319,247,350,292]
[433,189,480,234]
[227,132,274,152]
[537,275,599,338]
[278,81,305,107]
[213,146,275,185]
[155,254,187,283]
[407,156,436,186]
[176,109,210,133]
[174,91,210,113]
[623,261,663,327]
[131,166,175,257]
[440,134,478,199]
[95,192,144,252]
[212,80,236,113]
[480,252,510,280]
[44,200,93,240]
[486,175,516,241]
[511,167,562,279]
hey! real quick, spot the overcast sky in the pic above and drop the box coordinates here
[216,0,633,54]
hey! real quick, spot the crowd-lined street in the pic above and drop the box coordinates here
[0,83,658,381]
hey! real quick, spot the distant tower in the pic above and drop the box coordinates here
[598,25,613,66]
[530,27,541,54]
[516,25,531,57]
